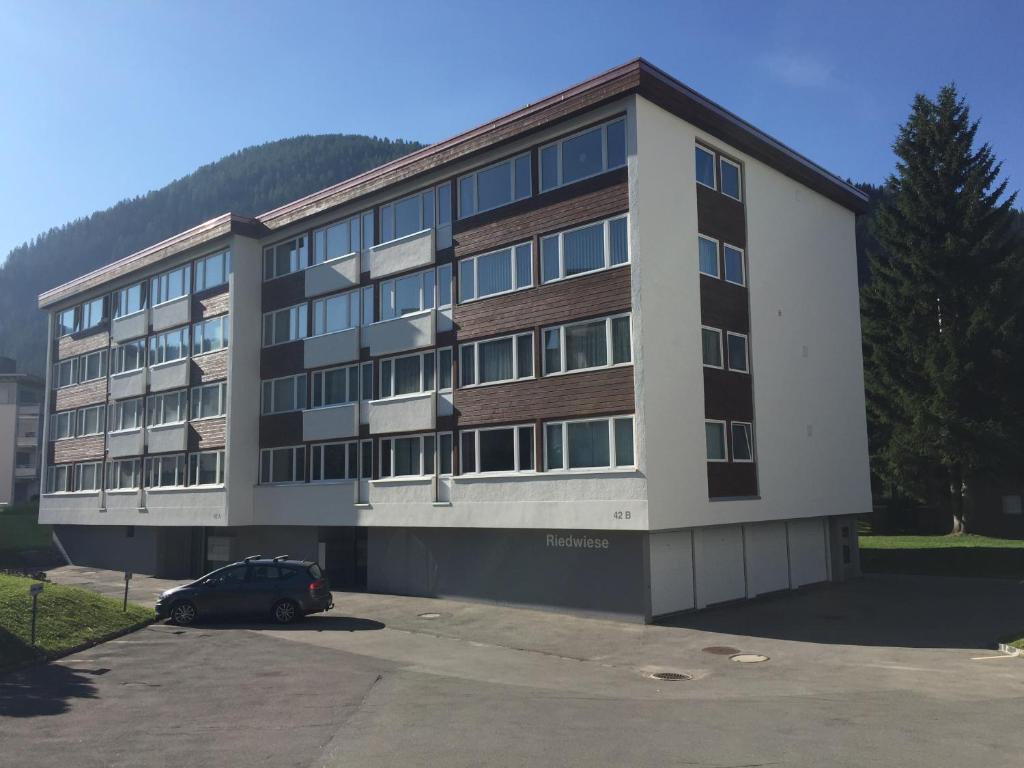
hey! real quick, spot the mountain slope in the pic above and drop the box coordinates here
[0,134,423,375]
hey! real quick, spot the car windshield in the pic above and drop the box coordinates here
[308,564,323,579]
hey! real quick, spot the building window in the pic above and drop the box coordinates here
[191,381,227,420]
[380,269,434,320]
[263,236,308,281]
[144,454,187,488]
[437,264,453,308]
[705,420,727,462]
[698,235,719,278]
[109,398,143,432]
[149,327,189,366]
[543,314,631,375]
[458,153,532,219]
[192,315,229,355]
[112,282,146,319]
[311,365,359,408]
[147,390,188,426]
[312,290,360,336]
[540,118,626,192]
[380,187,435,244]
[194,250,231,292]
[79,350,107,382]
[727,332,749,373]
[695,145,716,189]
[720,157,742,201]
[311,441,359,482]
[731,422,754,462]
[540,215,628,283]
[189,450,225,486]
[46,465,71,493]
[74,462,103,492]
[360,439,373,479]
[51,411,75,440]
[438,432,453,475]
[79,297,108,332]
[460,333,533,387]
[262,303,308,347]
[723,244,745,286]
[379,434,434,478]
[313,210,374,264]
[54,358,78,388]
[458,243,532,303]
[701,327,723,369]
[260,446,305,484]
[261,374,307,415]
[150,263,192,306]
[111,338,146,375]
[360,362,374,401]
[379,351,434,398]
[544,416,634,471]
[438,348,453,391]
[106,458,141,490]
[55,308,76,338]
[15,450,34,469]
[460,425,534,474]
[76,404,106,437]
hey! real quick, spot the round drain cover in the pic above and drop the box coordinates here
[702,646,741,656]
[418,612,441,619]
[648,672,692,681]
[731,653,769,663]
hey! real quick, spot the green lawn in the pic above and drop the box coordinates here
[0,503,51,553]
[0,574,153,672]
[860,533,1024,578]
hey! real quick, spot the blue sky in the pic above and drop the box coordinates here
[1,0,1021,259]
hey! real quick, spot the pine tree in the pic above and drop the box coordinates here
[862,84,1023,534]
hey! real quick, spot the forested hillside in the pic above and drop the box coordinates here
[0,134,422,375]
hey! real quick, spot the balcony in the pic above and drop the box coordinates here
[302,403,359,442]
[368,392,435,434]
[364,308,435,357]
[305,252,360,298]
[369,228,435,279]
[15,465,37,478]
[146,422,187,453]
[111,309,148,343]
[110,368,146,400]
[107,428,144,458]
[303,327,359,370]
[148,359,189,393]
[150,295,190,333]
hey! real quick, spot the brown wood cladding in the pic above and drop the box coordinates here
[192,287,229,320]
[700,277,749,334]
[259,413,303,448]
[261,272,305,314]
[455,366,634,427]
[189,417,226,451]
[192,350,228,384]
[696,185,746,247]
[54,379,107,411]
[260,341,305,379]
[56,330,110,361]
[52,435,105,464]
[703,369,753,421]
[707,462,758,498]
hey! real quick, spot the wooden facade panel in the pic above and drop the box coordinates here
[54,378,108,411]
[699,277,749,334]
[261,272,305,314]
[260,341,305,379]
[696,181,746,247]
[189,417,227,451]
[706,462,758,498]
[259,412,303,449]
[192,287,229,320]
[192,350,228,384]
[56,329,110,361]
[703,369,754,421]
[52,435,105,464]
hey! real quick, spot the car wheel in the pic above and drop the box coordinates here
[272,599,300,625]
[169,601,197,626]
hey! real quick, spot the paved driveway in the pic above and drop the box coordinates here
[2,572,1022,767]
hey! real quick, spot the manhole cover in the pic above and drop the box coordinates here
[418,612,441,619]
[702,646,741,655]
[648,672,692,681]
[731,653,769,663]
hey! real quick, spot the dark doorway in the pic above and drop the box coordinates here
[322,527,368,590]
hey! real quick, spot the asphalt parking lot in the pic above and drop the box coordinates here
[2,572,1022,767]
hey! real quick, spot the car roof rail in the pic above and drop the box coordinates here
[243,554,266,562]
[272,554,290,562]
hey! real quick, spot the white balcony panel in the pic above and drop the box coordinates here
[438,391,454,418]
[15,466,37,478]
[148,359,189,393]
[303,403,359,442]
[303,328,359,369]
[111,309,148,343]
[110,368,146,400]
[365,309,435,357]
[369,228,435,279]
[305,253,360,298]
[38,492,102,523]
[150,294,190,332]
[253,483,358,526]
[107,429,144,458]
[438,306,453,333]
[146,422,187,453]
[368,477,434,505]
[368,392,435,435]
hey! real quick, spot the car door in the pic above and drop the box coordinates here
[197,564,250,617]
[242,564,281,617]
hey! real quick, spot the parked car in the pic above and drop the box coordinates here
[155,555,333,625]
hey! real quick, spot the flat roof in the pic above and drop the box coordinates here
[39,58,867,309]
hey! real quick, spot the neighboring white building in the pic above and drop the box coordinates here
[0,358,44,506]
[37,59,870,621]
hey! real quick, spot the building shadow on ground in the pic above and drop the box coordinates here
[658,573,1024,650]
[0,662,99,718]
[170,615,386,633]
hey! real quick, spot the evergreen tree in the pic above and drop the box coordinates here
[862,84,1023,533]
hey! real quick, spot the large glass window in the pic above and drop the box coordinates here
[260,446,306,484]
[144,454,187,488]
[106,458,141,490]
[723,244,745,286]
[263,236,307,280]
[311,365,359,408]
[380,269,434,320]
[194,250,231,292]
[262,304,308,346]
[55,308,76,337]
[50,410,75,440]
[109,398,143,432]
[150,264,192,306]
[313,211,370,264]
[698,235,719,278]
[261,374,307,415]
[46,464,72,493]
[543,314,631,375]
[731,422,753,462]
[149,327,189,365]
[460,425,534,474]
[75,404,105,436]
[727,332,749,373]
[379,351,434,398]
[695,145,716,189]
[312,290,360,336]
[458,243,532,303]
[702,327,723,368]
[146,390,188,426]
[381,188,434,244]
[54,358,77,388]
[545,416,634,471]
[379,434,434,478]
[80,297,107,331]
[191,381,227,420]
[705,421,727,462]
[192,315,229,355]
[111,338,145,375]
[540,216,628,283]
[720,157,742,201]
[458,153,531,219]
[79,350,107,382]
[74,462,103,492]
[460,333,533,387]
[540,118,626,192]
[311,441,359,482]
[112,282,146,319]
[189,450,225,485]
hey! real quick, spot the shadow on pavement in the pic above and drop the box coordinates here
[169,615,386,633]
[0,663,98,718]
[659,574,1024,650]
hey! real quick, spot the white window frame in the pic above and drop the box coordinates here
[458,242,533,304]
[701,326,724,370]
[51,410,75,441]
[539,118,626,192]
[106,458,141,491]
[46,464,72,494]
[313,210,373,265]
[79,297,107,332]
[543,415,635,473]
[191,381,227,420]
[378,350,435,399]
[705,419,728,463]
[542,313,632,376]
[144,453,187,489]
[695,144,717,190]
[379,187,435,245]
[437,264,453,309]
[146,389,188,427]
[109,398,143,433]
[188,450,225,486]
[259,445,306,485]
[723,243,746,287]
[55,308,77,338]
[262,303,308,347]
[192,315,230,356]
[261,374,307,415]
[73,461,104,492]
[150,263,192,307]
[76,404,106,437]
[459,332,534,388]
[437,348,454,392]
[379,268,435,321]
[79,349,108,383]
[112,281,146,319]
[730,421,754,463]
[437,431,454,476]
[193,250,231,293]
[312,289,360,337]
[726,332,749,374]
[460,424,535,475]
[539,215,629,285]
[310,364,360,409]
[310,440,359,483]
[458,152,532,219]
[263,235,308,281]
[111,338,146,375]
[148,326,189,367]
[54,358,78,389]
[719,156,743,202]
[698,234,720,279]
[378,433,435,479]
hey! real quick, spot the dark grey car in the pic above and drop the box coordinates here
[155,556,333,625]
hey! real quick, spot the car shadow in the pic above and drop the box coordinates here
[0,662,99,718]
[171,615,386,633]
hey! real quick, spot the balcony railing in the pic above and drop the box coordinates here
[148,358,189,392]
[304,327,359,369]
[110,367,146,400]
[108,428,144,458]
[368,391,435,434]
[369,228,435,279]
[150,295,190,333]
[364,308,435,357]
[146,422,187,453]
[303,402,359,442]
[305,252,360,298]
[111,308,149,343]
